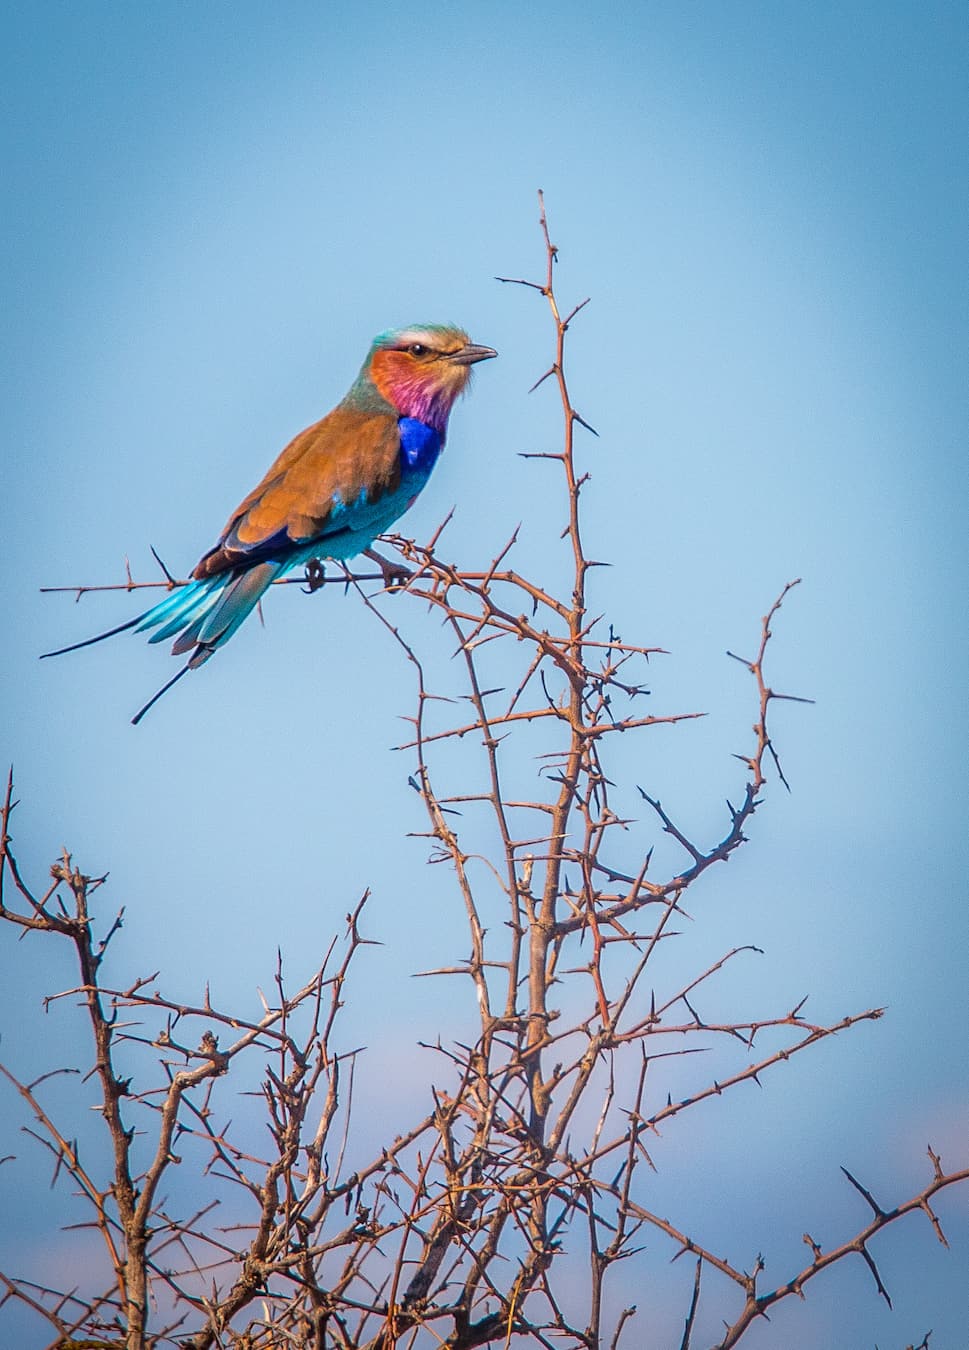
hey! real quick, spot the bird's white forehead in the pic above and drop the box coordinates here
[377,325,469,352]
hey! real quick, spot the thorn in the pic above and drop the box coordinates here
[572,411,599,436]
[150,545,177,585]
[528,366,557,394]
[840,1165,887,1218]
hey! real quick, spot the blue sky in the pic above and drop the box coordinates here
[2,3,967,1345]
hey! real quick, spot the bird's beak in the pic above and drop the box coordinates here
[447,343,498,366]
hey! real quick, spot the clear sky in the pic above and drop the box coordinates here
[2,3,967,1346]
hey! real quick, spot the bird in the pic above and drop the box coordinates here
[42,324,497,723]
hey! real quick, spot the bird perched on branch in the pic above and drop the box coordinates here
[43,325,497,722]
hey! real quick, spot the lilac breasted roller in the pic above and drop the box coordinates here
[43,325,497,722]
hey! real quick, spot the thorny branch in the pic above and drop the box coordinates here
[8,193,966,1348]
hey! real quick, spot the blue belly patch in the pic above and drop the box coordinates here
[398,417,442,475]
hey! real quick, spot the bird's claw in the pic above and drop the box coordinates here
[364,548,412,591]
[303,558,327,593]
[381,562,413,590]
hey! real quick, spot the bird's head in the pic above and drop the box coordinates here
[363,325,497,433]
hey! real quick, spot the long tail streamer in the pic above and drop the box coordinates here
[41,561,286,722]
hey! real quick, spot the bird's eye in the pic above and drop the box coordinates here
[408,343,428,357]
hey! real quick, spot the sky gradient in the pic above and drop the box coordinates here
[2,3,967,1345]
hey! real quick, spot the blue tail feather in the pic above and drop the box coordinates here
[42,563,289,722]
[169,610,215,656]
[40,612,147,659]
[134,583,200,629]
[130,661,194,726]
[144,584,222,644]
[196,564,280,647]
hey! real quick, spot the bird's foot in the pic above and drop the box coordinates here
[303,558,327,593]
[364,548,412,590]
